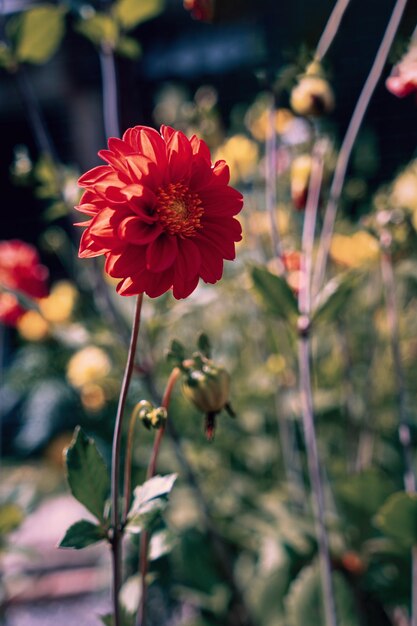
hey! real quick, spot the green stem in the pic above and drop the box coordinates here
[137,367,181,626]
[111,293,144,626]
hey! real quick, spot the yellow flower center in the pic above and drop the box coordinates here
[155,183,204,237]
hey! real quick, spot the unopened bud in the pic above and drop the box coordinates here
[290,76,334,117]
[133,400,166,430]
[183,365,230,414]
[291,154,312,210]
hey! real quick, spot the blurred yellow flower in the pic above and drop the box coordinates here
[290,76,334,117]
[44,432,74,468]
[39,280,78,324]
[391,166,417,212]
[246,106,294,142]
[16,310,49,341]
[214,134,259,184]
[291,154,312,210]
[330,231,379,268]
[80,382,107,412]
[66,345,111,388]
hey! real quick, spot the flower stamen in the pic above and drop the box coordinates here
[155,183,204,237]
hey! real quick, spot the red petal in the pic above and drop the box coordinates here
[118,216,162,244]
[78,165,111,187]
[190,135,211,162]
[199,185,243,216]
[197,240,224,283]
[146,234,178,272]
[144,266,175,298]
[105,245,146,277]
[166,130,193,182]
[172,239,201,298]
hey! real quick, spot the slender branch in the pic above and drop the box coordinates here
[315,0,352,62]
[15,66,59,161]
[137,367,181,626]
[111,293,144,626]
[99,45,121,139]
[312,0,409,297]
[297,138,337,626]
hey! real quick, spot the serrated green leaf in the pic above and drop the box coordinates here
[0,503,24,535]
[286,563,360,626]
[251,265,298,322]
[77,14,119,48]
[374,491,417,549]
[14,6,66,65]
[59,519,106,549]
[114,0,163,30]
[115,36,141,59]
[126,474,177,534]
[312,273,359,324]
[167,339,185,365]
[65,427,110,523]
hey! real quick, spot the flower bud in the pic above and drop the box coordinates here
[134,400,167,430]
[290,76,334,117]
[290,154,312,210]
[182,362,232,439]
[183,364,230,414]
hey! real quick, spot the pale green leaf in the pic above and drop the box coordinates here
[374,491,417,549]
[14,6,66,65]
[114,0,163,30]
[59,519,106,549]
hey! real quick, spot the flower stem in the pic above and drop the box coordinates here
[111,293,144,626]
[380,236,417,626]
[137,367,181,626]
[315,0,352,61]
[312,0,409,297]
[99,44,120,139]
[298,139,337,626]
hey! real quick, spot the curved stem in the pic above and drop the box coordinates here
[99,45,121,139]
[315,0,352,62]
[136,367,181,626]
[297,138,337,626]
[111,293,144,626]
[312,0,409,297]
[265,92,282,261]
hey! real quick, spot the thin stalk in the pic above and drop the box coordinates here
[297,139,337,626]
[380,238,417,626]
[315,0,352,62]
[99,44,120,139]
[137,367,181,626]
[111,294,144,626]
[15,66,59,161]
[312,0,409,297]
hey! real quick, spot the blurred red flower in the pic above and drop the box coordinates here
[76,125,243,299]
[183,0,213,21]
[386,44,417,99]
[0,240,49,326]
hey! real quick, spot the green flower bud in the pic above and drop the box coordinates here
[183,364,230,414]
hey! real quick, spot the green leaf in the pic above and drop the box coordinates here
[375,491,417,549]
[76,14,119,48]
[0,503,24,536]
[197,333,211,358]
[126,474,177,534]
[115,36,141,59]
[251,265,298,322]
[58,519,106,549]
[167,339,185,366]
[65,427,110,524]
[0,42,14,70]
[286,563,360,626]
[114,0,163,31]
[312,273,359,324]
[13,6,66,65]
[100,609,133,626]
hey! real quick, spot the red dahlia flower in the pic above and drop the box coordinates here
[76,125,243,299]
[183,0,213,21]
[386,43,417,99]
[0,240,49,326]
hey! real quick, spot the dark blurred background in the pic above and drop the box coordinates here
[1,0,417,244]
